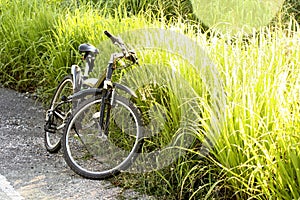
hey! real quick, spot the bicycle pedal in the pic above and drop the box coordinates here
[61,95,68,101]
[44,123,57,133]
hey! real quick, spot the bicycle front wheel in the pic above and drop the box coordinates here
[62,95,143,179]
[44,75,73,153]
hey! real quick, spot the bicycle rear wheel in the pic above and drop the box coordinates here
[44,75,73,153]
[62,95,143,179]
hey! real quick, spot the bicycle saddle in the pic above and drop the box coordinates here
[78,43,99,54]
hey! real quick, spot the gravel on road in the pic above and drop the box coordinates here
[0,87,153,200]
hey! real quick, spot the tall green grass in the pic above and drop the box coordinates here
[203,24,300,198]
[0,0,59,92]
[0,0,299,199]
[108,12,300,200]
[0,0,151,98]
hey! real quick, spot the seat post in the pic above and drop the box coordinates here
[78,43,99,78]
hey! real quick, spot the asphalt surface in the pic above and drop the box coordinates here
[0,87,153,200]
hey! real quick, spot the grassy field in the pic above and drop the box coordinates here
[0,0,299,199]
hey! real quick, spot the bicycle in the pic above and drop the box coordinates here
[62,31,143,179]
[44,40,100,153]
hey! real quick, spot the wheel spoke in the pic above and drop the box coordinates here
[44,75,73,153]
[63,95,143,179]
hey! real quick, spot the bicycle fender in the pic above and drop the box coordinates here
[114,83,137,98]
[68,88,103,100]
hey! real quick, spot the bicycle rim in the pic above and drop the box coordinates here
[63,95,142,179]
[45,75,73,153]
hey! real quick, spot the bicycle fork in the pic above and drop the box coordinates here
[97,87,116,139]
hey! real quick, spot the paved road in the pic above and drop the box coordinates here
[0,87,152,200]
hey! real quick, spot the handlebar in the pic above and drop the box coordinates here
[104,30,127,55]
[104,30,125,46]
[104,30,138,65]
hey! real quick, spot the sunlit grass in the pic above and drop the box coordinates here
[205,23,300,198]
[0,0,299,199]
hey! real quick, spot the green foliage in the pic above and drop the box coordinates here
[0,0,150,99]
[285,0,300,22]
[208,27,300,199]
[95,0,194,19]
[94,0,300,24]
[115,23,300,199]
[0,0,59,92]
[0,0,300,199]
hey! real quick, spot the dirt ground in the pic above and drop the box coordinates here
[0,86,153,200]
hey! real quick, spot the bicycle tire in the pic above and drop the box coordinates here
[44,75,73,153]
[62,94,143,179]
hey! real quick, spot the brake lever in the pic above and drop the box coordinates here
[127,50,138,64]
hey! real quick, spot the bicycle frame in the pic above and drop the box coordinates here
[70,55,138,133]
[60,31,143,179]
[69,31,139,136]
[44,30,139,154]
[71,48,99,92]
[69,30,138,102]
